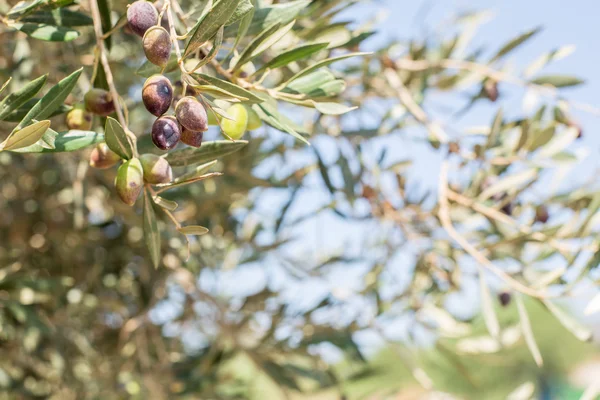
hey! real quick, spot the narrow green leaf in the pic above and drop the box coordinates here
[313,146,334,195]
[143,189,161,268]
[0,74,47,121]
[172,160,218,183]
[153,196,178,211]
[530,75,585,88]
[192,85,248,102]
[18,68,82,129]
[22,9,93,26]
[255,42,329,75]
[228,0,310,37]
[283,52,369,86]
[479,272,500,340]
[165,140,248,167]
[230,0,255,54]
[537,126,579,158]
[104,117,133,160]
[227,0,253,25]
[11,22,80,42]
[7,0,42,19]
[157,172,222,192]
[490,27,541,62]
[254,102,309,144]
[1,120,50,151]
[184,0,243,57]
[178,225,209,235]
[97,0,112,49]
[0,77,12,96]
[11,130,104,153]
[233,20,296,71]
[542,299,593,342]
[192,73,264,103]
[478,169,538,201]
[312,101,356,115]
[190,26,224,71]
[516,294,543,367]
[284,69,336,94]
[485,108,503,150]
[2,98,71,122]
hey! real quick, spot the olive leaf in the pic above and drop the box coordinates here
[153,196,178,211]
[184,0,243,57]
[490,27,541,62]
[165,140,248,167]
[178,225,209,235]
[254,42,329,75]
[516,294,543,367]
[2,98,71,122]
[530,75,585,88]
[0,77,12,96]
[143,188,161,268]
[0,74,48,121]
[281,52,369,87]
[17,68,83,130]
[97,0,112,49]
[312,101,356,115]
[226,0,310,37]
[232,20,296,71]
[11,23,80,42]
[227,0,253,25]
[22,9,93,27]
[11,131,104,153]
[192,73,263,103]
[104,117,133,160]
[0,120,50,151]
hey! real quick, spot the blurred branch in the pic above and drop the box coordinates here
[438,160,550,299]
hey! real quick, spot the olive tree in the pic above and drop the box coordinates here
[0,0,597,399]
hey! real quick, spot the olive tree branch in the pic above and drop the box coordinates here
[395,58,600,117]
[438,160,550,299]
[89,0,138,157]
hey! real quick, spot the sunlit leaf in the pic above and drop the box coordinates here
[165,140,248,166]
[515,294,543,367]
[178,225,209,235]
[1,120,50,151]
[104,117,133,160]
[0,74,47,121]
[11,130,104,153]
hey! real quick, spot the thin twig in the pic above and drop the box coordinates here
[89,0,138,156]
[383,68,449,143]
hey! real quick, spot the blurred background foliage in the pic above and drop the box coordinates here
[0,0,600,398]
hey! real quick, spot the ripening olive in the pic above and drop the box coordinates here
[66,105,93,131]
[180,128,203,148]
[115,158,144,206]
[175,96,208,132]
[498,292,511,307]
[143,26,171,67]
[140,153,172,184]
[127,0,158,37]
[89,143,121,169]
[221,104,248,140]
[84,88,115,116]
[534,205,549,224]
[142,75,173,117]
[246,106,262,131]
[152,115,181,150]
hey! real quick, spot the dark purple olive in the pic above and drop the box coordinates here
[498,292,511,307]
[180,128,203,148]
[152,115,180,150]
[534,205,549,224]
[175,96,208,132]
[127,1,158,37]
[142,75,173,117]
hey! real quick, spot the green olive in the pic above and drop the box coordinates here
[246,106,262,131]
[221,104,248,140]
